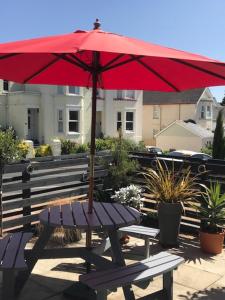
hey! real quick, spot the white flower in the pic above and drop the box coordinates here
[111,185,143,209]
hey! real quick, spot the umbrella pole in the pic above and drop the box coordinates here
[86,51,99,252]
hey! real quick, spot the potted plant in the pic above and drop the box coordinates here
[111,184,143,244]
[144,160,201,247]
[197,182,225,254]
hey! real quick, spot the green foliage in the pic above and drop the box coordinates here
[35,144,52,157]
[196,182,225,233]
[212,110,225,159]
[18,141,29,158]
[201,143,213,156]
[61,139,77,155]
[75,143,89,153]
[95,138,115,151]
[0,128,22,164]
[102,136,139,191]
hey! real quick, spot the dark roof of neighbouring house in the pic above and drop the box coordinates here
[143,88,205,105]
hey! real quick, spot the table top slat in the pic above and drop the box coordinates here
[125,206,141,221]
[61,204,75,227]
[0,235,10,262]
[71,202,88,229]
[101,202,126,227]
[49,206,61,226]
[39,207,49,225]
[82,202,101,229]
[112,203,137,225]
[2,232,23,269]
[93,202,114,228]
[14,233,33,269]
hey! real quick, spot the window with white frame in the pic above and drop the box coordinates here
[201,106,205,119]
[153,105,160,119]
[125,111,134,131]
[57,86,64,95]
[3,80,9,92]
[116,90,135,100]
[97,88,104,99]
[206,105,211,119]
[68,86,80,95]
[68,109,79,133]
[57,109,64,133]
[117,112,122,131]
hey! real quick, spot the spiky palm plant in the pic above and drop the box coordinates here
[197,182,225,233]
[143,160,202,208]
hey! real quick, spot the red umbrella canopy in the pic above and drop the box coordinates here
[0,21,225,91]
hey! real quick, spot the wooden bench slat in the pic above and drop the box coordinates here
[0,235,10,262]
[14,233,33,269]
[82,202,101,229]
[112,203,136,224]
[80,252,184,290]
[2,233,23,269]
[72,202,88,229]
[119,225,159,238]
[101,203,126,227]
[93,202,114,228]
[61,204,75,227]
[49,206,61,226]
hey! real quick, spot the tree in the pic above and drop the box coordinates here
[221,94,225,106]
[212,110,225,159]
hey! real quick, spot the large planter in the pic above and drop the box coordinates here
[158,202,182,247]
[200,231,224,255]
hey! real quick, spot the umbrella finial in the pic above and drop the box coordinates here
[93,18,101,30]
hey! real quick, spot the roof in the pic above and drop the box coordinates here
[143,88,205,105]
[155,120,214,138]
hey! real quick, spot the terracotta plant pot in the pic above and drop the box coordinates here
[200,231,225,255]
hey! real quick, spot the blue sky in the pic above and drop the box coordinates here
[1,0,225,101]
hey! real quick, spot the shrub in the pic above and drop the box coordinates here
[111,185,143,209]
[0,128,22,164]
[75,143,89,153]
[18,141,29,158]
[201,144,213,156]
[61,139,77,154]
[35,144,52,157]
[95,138,114,151]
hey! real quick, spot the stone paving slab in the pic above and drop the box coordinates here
[11,233,225,300]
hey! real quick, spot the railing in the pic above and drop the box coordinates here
[1,152,110,234]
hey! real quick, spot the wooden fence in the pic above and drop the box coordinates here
[132,152,225,231]
[1,152,110,234]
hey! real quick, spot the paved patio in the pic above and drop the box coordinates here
[3,232,225,300]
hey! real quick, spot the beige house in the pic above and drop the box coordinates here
[142,88,220,146]
[0,80,143,144]
[155,120,213,152]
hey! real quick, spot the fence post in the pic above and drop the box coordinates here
[22,163,32,231]
[0,162,4,237]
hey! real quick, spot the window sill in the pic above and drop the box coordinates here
[113,98,137,101]
[67,132,80,135]
[125,130,135,134]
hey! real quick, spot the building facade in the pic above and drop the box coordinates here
[0,81,143,144]
[142,88,221,146]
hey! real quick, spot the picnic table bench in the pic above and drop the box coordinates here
[80,251,184,300]
[0,232,33,300]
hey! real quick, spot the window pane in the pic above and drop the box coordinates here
[117,90,123,98]
[126,112,133,121]
[117,112,122,121]
[117,121,122,131]
[69,110,78,121]
[69,86,80,94]
[126,122,133,131]
[57,86,64,94]
[126,90,135,99]
[69,122,79,132]
[3,80,9,91]
[58,110,63,121]
[58,121,63,133]
[153,106,160,119]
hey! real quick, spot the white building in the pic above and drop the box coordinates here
[0,80,143,144]
[155,120,214,152]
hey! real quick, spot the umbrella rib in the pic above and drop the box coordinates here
[23,55,63,83]
[101,55,145,73]
[54,53,91,72]
[68,54,92,72]
[134,56,180,92]
[0,53,20,60]
[169,58,225,81]
[100,54,125,71]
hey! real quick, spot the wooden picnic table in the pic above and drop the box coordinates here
[22,201,140,299]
